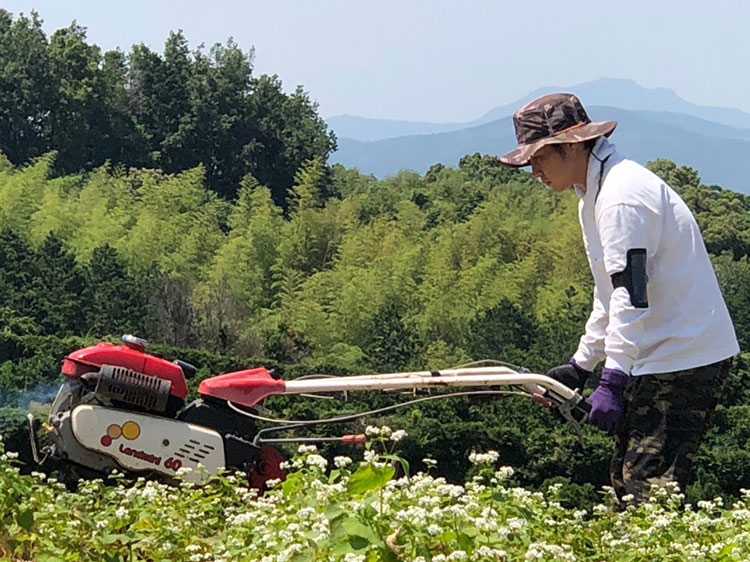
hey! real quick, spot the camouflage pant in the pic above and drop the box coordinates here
[610,357,732,504]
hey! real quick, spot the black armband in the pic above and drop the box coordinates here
[610,248,648,308]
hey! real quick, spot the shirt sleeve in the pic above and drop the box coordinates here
[572,284,608,371]
[597,203,660,373]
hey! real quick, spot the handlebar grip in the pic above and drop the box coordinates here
[570,398,591,423]
[542,388,591,424]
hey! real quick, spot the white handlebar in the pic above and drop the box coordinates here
[282,367,576,401]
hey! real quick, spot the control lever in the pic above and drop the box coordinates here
[544,388,591,447]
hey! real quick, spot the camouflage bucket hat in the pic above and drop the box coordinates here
[499,93,617,167]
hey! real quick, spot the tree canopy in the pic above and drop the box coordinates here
[0,10,336,203]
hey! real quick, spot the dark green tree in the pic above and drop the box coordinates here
[0,229,40,331]
[465,299,537,366]
[85,244,151,337]
[247,75,337,205]
[31,234,90,335]
[366,303,421,371]
[0,10,57,165]
[48,22,144,174]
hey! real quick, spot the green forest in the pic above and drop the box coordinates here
[3,6,750,537]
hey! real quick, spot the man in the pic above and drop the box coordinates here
[499,93,739,503]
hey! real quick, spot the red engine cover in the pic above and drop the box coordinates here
[61,342,188,399]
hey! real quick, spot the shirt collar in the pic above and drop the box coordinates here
[574,136,617,201]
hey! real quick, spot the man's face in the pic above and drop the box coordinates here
[529,144,581,192]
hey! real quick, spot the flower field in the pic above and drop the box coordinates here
[1,430,748,562]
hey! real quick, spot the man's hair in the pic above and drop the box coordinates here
[550,138,598,156]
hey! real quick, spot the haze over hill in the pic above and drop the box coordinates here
[327,78,750,141]
[327,79,750,193]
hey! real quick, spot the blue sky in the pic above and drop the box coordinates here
[4,0,749,122]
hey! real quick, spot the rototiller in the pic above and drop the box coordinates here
[27,335,590,487]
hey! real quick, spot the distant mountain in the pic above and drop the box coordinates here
[325,115,466,142]
[327,78,750,141]
[329,105,750,193]
[476,78,750,130]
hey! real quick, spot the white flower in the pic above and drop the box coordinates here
[297,444,318,454]
[495,466,514,480]
[334,456,353,468]
[446,551,468,561]
[114,507,128,519]
[176,466,193,477]
[423,458,438,467]
[231,512,253,525]
[343,554,366,562]
[390,429,407,442]
[365,426,381,437]
[437,483,465,499]
[141,486,158,501]
[476,546,508,560]
[297,507,315,520]
[524,542,575,562]
[427,523,442,536]
[468,450,499,466]
[305,454,328,469]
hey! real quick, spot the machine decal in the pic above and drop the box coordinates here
[100,420,141,447]
[118,443,162,467]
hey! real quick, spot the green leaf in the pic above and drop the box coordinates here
[99,533,129,545]
[334,516,383,551]
[347,463,395,495]
[16,508,33,530]
[324,504,345,521]
[339,517,377,541]
[281,471,305,497]
[349,535,370,550]
[380,453,410,478]
[717,543,737,561]
[36,555,65,562]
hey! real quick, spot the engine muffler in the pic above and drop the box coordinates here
[85,365,172,412]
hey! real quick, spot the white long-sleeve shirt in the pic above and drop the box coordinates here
[571,137,738,376]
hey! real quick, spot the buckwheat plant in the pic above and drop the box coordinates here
[3,433,750,561]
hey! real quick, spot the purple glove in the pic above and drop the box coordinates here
[588,368,628,434]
